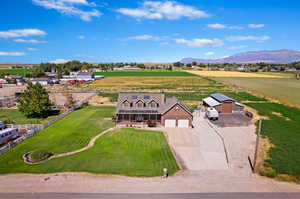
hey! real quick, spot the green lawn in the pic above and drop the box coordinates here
[245,102,300,182]
[214,77,300,107]
[0,107,179,176]
[0,69,32,76]
[0,109,47,124]
[94,70,196,77]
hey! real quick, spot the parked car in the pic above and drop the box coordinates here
[206,107,219,121]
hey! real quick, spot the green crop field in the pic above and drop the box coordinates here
[0,69,32,75]
[94,70,196,77]
[245,102,300,182]
[214,77,300,107]
[0,106,178,176]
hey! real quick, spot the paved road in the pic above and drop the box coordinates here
[1,193,300,199]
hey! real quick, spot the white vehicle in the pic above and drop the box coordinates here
[206,107,219,121]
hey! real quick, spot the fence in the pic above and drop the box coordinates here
[0,102,84,155]
[248,120,262,173]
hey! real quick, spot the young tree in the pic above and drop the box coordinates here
[17,82,53,118]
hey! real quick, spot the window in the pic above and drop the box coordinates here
[123,101,130,108]
[137,102,143,108]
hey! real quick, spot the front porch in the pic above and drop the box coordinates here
[116,114,162,127]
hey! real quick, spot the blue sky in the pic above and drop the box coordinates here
[0,0,300,63]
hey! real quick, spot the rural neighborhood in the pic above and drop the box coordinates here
[1,0,300,198]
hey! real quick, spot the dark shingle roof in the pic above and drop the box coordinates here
[116,93,192,115]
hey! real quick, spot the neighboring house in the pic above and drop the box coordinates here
[203,93,244,114]
[113,66,141,71]
[116,93,193,128]
[61,72,94,83]
[30,78,50,86]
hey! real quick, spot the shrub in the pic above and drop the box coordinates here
[29,150,53,163]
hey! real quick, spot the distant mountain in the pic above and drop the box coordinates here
[181,49,300,64]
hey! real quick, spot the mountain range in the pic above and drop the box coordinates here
[181,49,300,64]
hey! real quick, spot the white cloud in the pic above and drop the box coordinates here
[227,35,270,42]
[248,24,265,29]
[27,48,39,51]
[0,29,46,38]
[124,34,161,41]
[32,0,101,21]
[78,35,86,39]
[116,1,210,20]
[204,52,215,56]
[228,45,248,50]
[175,38,224,48]
[14,39,46,43]
[208,23,243,30]
[0,52,26,56]
[50,59,70,64]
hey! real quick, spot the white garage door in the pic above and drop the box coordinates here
[165,119,176,128]
[178,119,189,128]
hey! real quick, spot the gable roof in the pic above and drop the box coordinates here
[203,97,221,107]
[116,93,192,115]
[160,96,193,116]
[211,93,234,102]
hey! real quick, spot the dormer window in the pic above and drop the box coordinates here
[123,101,130,108]
[137,101,143,108]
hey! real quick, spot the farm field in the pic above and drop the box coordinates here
[0,68,32,76]
[94,70,196,77]
[0,109,61,124]
[245,102,300,183]
[186,70,288,78]
[214,77,300,107]
[0,107,178,176]
[83,76,228,91]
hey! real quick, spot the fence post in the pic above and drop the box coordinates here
[253,120,262,173]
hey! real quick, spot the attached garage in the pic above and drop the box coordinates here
[165,119,176,128]
[162,101,193,128]
[178,119,189,128]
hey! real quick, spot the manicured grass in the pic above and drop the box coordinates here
[0,109,47,124]
[0,106,115,173]
[0,107,179,176]
[94,70,196,77]
[0,69,32,75]
[214,77,300,107]
[245,102,300,182]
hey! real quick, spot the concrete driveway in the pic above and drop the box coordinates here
[162,110,228,171]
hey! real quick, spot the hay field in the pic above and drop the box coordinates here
[83,76,227,91]
[215,77,300,107]
[186,70,288,78]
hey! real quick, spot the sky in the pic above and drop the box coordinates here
[0,0,300,63]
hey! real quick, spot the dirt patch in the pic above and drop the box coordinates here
[88,95,116,106]
[271,112,291,121]
[255,136,275,174]
[245,105,269,121]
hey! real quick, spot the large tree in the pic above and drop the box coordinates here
[17,82,53,118]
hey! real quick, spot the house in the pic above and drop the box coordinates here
[116,93,193,128]
[203,93,244,114]
[30,78,50,86]
[113,66,141,71]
